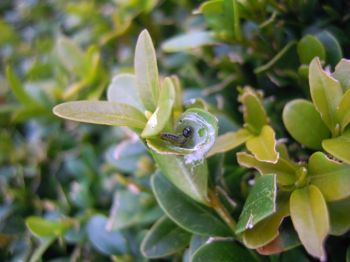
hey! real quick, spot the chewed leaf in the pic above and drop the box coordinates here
[322,130,350,164]
[246,125,279,163]
[207,128,253,157]
[309,57,343,134]
[107,73,145,112]
[135,29,160,111]
[147,108,218,163]
[53,101,147,129]
[236,174,277,234]
[142,77,175,138]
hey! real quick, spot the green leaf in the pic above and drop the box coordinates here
[236,174,277,234]
[86,215,128,256]
[290,185,329,260]
[162,31,216,52]
[141,216,191,258]
[151,172,230,236]
[297,35,326,65]
[246,125,279,163]
[108,190,162,230]
[309,57,343,133]
[6,66,37,107]
[29,236,56,262]
[239,87,268,134]
[316,31,342,67]
[199,0,225,33]
[207,128,253,157]
[243,195,289,249]
[134,29,160,111]
[142,77,175,138]
[327,197,350,236]
[308,152,350,201]
[336,89,350,132]
[53,101,147,129]
[107,73,145,112]
[333,59,350,91]
[283,99,331,150]
[191,240,255,262]
[56,36,86,77]
[237,152,297,186]
[26,217,68,238]
[322,130,350,164]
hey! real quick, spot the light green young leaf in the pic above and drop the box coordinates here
[151,172,230,236]
[322,129,350,164]
[236,174,277,234]
[192,240,255,262]
[141,216,191,258]
[162,31,216,52]
[237,152,297,186]
[107,73,144,112]
[26,217,68,238]
[297,35,326,65]
[336,89,350,132]
[309,152,350,201]
[290,185,329,260]
[207,128,253,157]
[239,87,268,134]
[246,125,279,163]
[328,197,350,236]
[53,101,147,129]
[309,57,343,134]
[135,29,160,111]
[142,77,175,138]
[6,66,37,107]
[199,0,225,32]
[283,99,331,150]
[333,59,350,91]
[56,36,86,77]
[243,196,289,249]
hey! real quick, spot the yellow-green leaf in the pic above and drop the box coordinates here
[207,128,252,157]
[246,125,279,163]
[309,57,343,134]
[53,101,147,129]
[309,152,350,201]
[142,77,175,138]
[297,35,326,65]
[333,58,350,91]
[322,130,350,164]
[290,185,329,260]
[135,29,160,111]
[336,89,350,132]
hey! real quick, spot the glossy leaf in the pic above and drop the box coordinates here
[309,57,343,133]
[333,58,350,91]
[151,172,230,236]
[236,174,277,234]
[246,125,279,163]
[192,240,255,262]
[336,89,350,132]
[243,196,289,248]
[290,185,329,260]
[107,73,145,112]
[142,77,175,138]
[141,216,191,258]
[297,35,325,64]
[237,152,297,186]
[86,215,128,256]
[53,101,147,129]
[134,29,160,111]
[6,66,37,107]
[283,99,330,149]
[162,31,216,52]
[239,87,268,134]
[308,152,350,201]
[322,130,350,164]
[207,128,252,157]
[26,217,68,238]
[328,197,350,236]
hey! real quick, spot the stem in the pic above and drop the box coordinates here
[208,190,237,236]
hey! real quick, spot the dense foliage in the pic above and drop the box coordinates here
[1,0,350,261]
